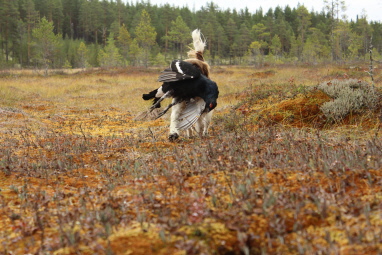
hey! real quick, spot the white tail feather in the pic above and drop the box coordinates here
[191,29,206,53]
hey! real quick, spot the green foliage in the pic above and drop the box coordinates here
[167,16,191,58]
[152,52,167,67]
[248,41,263,66]
[0,0,19,63]
[318,79,378,121]
[63,59,72,69]
[77,42,88,68]
[31,17,61,73]
[129,39,143,66]
[135,10,157,67]
[98,33,123,68]
[302,28,330,62]
[117,24,132,63]
[270,35,282,56]
[1,1,382,67]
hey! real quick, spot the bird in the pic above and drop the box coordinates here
[142,59,219,141]
[142,29,219,141]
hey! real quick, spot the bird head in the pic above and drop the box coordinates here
[204,80,219,112]
[206,101,217,111]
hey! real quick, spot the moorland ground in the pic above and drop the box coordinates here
[0,65,381,254]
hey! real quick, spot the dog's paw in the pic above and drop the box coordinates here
[168,133,179,141]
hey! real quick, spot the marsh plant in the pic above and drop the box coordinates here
[318,79,378,121]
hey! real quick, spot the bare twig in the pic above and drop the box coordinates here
[79,123,88,143]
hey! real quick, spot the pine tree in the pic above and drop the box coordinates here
[296,5,312,60]
[19,0,39,65]
[117,24,131,64]
[270,35,282,57]
[128,38,142,66]
[62,0,81,39]
[167,16,190,59]
[98,33,123,68]
[1,0,381,67]
[0,0,20,63]
[77,41,88,68]
[333,21,352,61]
[324,0,347,61]
[248,41,263,66]
[32,17,61,74]
[237,23,251,59]
[135,10,157,67]
[159,4,176,57]
[215,24,228,63]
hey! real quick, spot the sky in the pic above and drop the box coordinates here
[134,0,382,22]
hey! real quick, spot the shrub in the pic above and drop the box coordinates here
[317,79,378,121]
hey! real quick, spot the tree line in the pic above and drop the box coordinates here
[0,0,381,69]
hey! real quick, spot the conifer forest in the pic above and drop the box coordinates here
[1,0,382,69]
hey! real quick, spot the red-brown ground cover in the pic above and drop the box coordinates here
[0,66,381,254]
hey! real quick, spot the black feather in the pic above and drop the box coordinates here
[158,60,201,82]
[143,60,219,119]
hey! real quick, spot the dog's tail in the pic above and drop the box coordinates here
[186,29,210,78]
[188,29,206,61]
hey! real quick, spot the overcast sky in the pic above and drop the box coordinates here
[133,0,382,22]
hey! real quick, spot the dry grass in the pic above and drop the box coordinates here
[0,65,381,254]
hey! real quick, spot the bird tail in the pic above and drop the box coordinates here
[188,29,206,61]
[142,89,162,108]
[142,89,157,100]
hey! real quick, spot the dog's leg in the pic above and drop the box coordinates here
[169,100,186,141]
[200,111,213,136]
[194,116,203,136]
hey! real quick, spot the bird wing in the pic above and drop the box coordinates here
[158,60,201,83]
[176,98,205,130]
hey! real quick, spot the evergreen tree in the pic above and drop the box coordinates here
[77,41,88,68]
[353,13,373,59]
[0,0,20,63]
[117,23,131,65]
[214,24,228,63]
[270,35,282,57]
[302,28,330,62]
[296,5,312,60]
[128,38,142,66]
[0,0,381,67]
[348,32,362,60]
[248,41,263,66]
[237,23,251,59]
[324,0,347,60]
[333,21,352,61]
[23,0,39,65]
[159,4,176,57]
[167,16,190,59]
[98,32,122,68]
[32,17,61,74]
[62,0,81,39]
[135,9,156,67]
[225,17,237,44]
[251,23,270,55]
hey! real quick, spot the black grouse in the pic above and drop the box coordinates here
[142,59,219,140]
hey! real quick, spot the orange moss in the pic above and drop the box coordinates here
[260,90,331,127]
[252,70,276,78]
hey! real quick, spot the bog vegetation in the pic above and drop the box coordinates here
[0,64,381,254]
[1,0,382,69]
[1,1,382,254]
